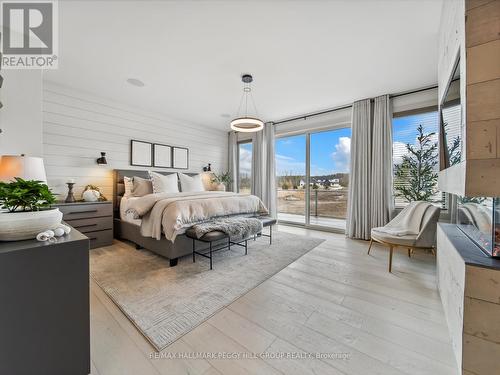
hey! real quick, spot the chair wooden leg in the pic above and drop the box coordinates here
[408,248,412,258]
[367,239,373,255]
[389,245,394,273]
[431,248,436,256]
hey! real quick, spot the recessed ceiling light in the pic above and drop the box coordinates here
[220,113,231,118]
[126,78,145,87]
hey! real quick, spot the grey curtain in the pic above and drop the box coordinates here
[347,95,394,240]
[228,131,238,192]
[347,99,372,239]
[251,124,277,217]
[371,95,394,228]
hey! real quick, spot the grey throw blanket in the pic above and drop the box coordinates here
[192,217,263,240]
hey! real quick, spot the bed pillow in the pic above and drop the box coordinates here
[149,171,179,194]
[123,176,133,197]
[132,176,153,197]
[178,173,205,193]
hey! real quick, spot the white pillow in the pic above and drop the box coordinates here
[178,173,205,193]
[123,176,133,197]
[149,171,179,194]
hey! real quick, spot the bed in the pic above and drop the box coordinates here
[112,169,267,266]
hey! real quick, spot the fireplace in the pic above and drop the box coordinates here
[457,197,500,258]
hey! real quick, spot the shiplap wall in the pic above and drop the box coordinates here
[42,82,228,200]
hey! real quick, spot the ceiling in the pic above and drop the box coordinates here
[44,0,443,130]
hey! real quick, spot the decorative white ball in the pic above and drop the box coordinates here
[53,227,65,237]
[45,230,55,237]
[82,189,100,202]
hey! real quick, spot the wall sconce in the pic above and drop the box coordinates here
[96,152,107,165]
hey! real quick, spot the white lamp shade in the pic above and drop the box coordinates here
[0,155,47,183]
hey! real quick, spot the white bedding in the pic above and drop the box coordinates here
[119,196,142,226]
[126,191,268,242]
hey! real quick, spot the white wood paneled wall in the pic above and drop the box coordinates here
[42,82,228,200]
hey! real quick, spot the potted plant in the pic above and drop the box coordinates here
[211,172,232,191]
[0,178,61,241]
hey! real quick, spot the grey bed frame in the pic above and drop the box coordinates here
[113,169,227,267]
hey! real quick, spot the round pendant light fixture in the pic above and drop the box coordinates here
[230,74,264,132]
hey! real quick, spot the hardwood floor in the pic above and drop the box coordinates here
[89,225,458,375]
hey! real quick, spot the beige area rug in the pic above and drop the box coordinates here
[90,231,324,351]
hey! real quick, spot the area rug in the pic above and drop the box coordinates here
[90,231,324,351]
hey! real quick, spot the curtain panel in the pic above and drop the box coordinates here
[347,95,393,240]
[251,124,277,218]
[347,99,372,239]
[371,95,394,228]
[228,131,238,192]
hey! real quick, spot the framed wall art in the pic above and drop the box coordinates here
[172,147,189,169]
[130,140,152,167]
[153,143,172,168]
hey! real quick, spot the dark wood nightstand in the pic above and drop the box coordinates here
[54,201,113,249]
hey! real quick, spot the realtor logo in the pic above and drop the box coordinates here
[1,1,58,69]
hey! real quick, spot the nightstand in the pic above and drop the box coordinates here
[54,201,113,249]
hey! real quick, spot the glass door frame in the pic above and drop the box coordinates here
[276,125,350,234]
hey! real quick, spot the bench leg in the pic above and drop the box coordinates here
[169,258,178,267]
[209,241,213,270]
[245,239,248,255]
[228,237,231,250]
[192,239,196,263]
[269,225,272,245]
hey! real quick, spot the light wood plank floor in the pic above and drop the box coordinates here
[89,225,458,375]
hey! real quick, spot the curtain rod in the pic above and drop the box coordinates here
[271,84,438,126]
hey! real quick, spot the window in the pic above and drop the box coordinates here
[309,128,351,228]
[276,134,306,224]
[392,109,442,208]
[237,142,252,194]
[276,128,351,230]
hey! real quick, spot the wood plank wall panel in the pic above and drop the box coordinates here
[464,0,500,194]
[42,83,228,199]
[465,0,500,47]
[466,39,500,84]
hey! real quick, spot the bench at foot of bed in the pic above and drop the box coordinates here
[185,216,276,270]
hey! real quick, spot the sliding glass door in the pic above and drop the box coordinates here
[276,127,351,231]
[275,135,307,224]
[309,128,351,230]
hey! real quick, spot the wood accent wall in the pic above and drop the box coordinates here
[437,225,500,375]
[464,0,500,195]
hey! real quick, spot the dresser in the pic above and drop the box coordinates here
[0,228,90,375]
[55,201,113,249]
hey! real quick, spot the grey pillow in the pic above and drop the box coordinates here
[132,176,153,197]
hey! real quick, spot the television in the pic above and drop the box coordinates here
[439,56,462,170]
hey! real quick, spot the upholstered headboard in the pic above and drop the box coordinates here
[112,169,198,217]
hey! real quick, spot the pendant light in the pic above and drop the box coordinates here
[230,74,264,132]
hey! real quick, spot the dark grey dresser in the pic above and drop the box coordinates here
[55,201,113,249]
[0,228,90,375]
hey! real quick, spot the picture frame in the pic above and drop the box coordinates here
[130,140,152,167]
[172,147,189,169]
[153,143,172,168]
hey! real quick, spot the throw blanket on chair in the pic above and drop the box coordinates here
[192,217,263,240]
[376,201,430,237]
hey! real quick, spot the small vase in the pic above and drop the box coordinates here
[65,182,76,203]
[216,183,226,191]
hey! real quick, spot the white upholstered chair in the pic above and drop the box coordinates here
[368,201,441,272]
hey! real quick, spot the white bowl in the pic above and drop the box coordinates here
[0,208,63,241]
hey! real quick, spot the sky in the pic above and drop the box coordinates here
[239,110,446,178]
[275,129,352,176]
